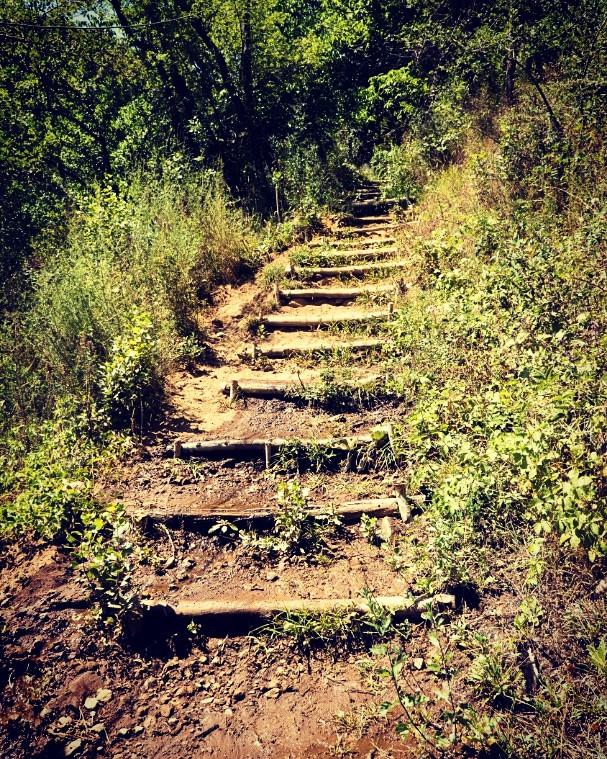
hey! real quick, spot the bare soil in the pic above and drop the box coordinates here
[1,192,439,759]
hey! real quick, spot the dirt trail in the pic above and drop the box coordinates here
[1,183,427,759]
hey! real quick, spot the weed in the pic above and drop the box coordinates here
[587,639,607,678]
[241,481,341,557]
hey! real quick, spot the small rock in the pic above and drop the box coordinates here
[84,697,98,710]
[91,723,105,734]
[117,727,129,737]
[143,715,156,729]
[96,688,112,703]
[377,517,392,543]
[264,688,280,699]
[64,738,82,757]
[224,707,233,717]
[159,704,173,718]
[133,725,144,735]
[200,720,220,738]
[167,716,178,726]
[266,571,279,582]
[266,679,279,690]
[164,556,176,569]
[57,716,73,728]
[232,689,246,702]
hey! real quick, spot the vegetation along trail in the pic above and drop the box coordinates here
[2,2,607,758]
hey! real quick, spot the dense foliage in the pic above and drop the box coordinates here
[1,0,607,751]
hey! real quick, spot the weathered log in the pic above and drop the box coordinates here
[336,224,398,236]
[133,496,408,529]
[278,285,395,304]
[220,374,383,399]
[290,260,406,278]
[298,247,397,264]
[221,379,295,397]
[260,309,390,331]
[308,237,395,249]
[142,593,457,633]
[349,215,393,225]
[170,429,387,458]
[249,338,384,359]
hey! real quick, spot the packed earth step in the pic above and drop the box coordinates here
[170,427,390,460]
[347,215,394,226]
[132,495,411,529]
[141,594,457,634]
[294,245,399,263]
[308,236,396,248]
[248,337,384,359]
[334,223,399,236]
[276,283,396,305]
[286,259,407,279]
[260,306,393,331]
[221,373,382,399]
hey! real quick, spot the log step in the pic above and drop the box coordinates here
[308,237,395,249]
[278,284,395,304]
[260,309,391,331]
[350,215,393,225]
[249,338,384,359]
[336,224,398,236]
[171,428,389,459]
[133,496,411,529]
[142,594,457,635]
[221,374,381,399]
[296,246,398,264]
[288,260,407,279]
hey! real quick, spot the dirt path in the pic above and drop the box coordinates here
[2,184,435,759]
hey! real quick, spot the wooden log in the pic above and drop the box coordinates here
[170,429,387,458]
[251,338,384,359]
[133,496,407,529]
[142,594,457,633]
[349,215,393,225]
[336,224,398,236]
[304,246,398,263]
[291,260,406,278]
[260,310,390,331]
[278,285,395,304]
[221,379,295,398]
[220,374,382,399]
[308,237,395,249]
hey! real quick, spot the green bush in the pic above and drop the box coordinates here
[370,140,428,201]
[1,160,257,436]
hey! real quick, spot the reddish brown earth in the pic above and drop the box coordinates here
[1,187,448,758]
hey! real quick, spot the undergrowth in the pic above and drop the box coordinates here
[370,131,607,756]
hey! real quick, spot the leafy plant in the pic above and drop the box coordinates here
[241,481,341,557]
[587,639,607,678]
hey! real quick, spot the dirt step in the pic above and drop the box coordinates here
[348,215,393,226]
[260,308,392,331]
[288,260,407,279]
[249,337,384,359]
[277,284,396,304]
[142,594,457,635]
[308,237,395,249]
[133,495,410,529]
[295,246,398,263]
[336,224,398,236]
[171,428,389,460]
[221,373,382,399]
